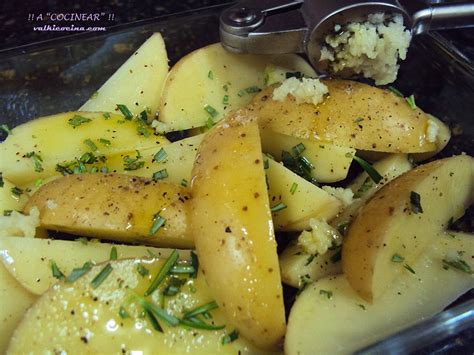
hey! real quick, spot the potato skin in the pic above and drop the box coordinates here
[190,109,286,350]
[24,173,193,248]
[342,155,474,301]
[252,79,436,153]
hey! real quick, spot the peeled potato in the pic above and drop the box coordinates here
[343,155,473,301]
[252,80,437,153]
[190,109,285,350]
[24,173,193,248]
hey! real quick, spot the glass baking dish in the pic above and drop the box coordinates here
[0,3,472,353]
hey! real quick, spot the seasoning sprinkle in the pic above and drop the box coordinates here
[84,139,98,151]
[25,151,44,172]
[154,148,168,163]
[68,115,92,128]
[50,260,65,280]
[152,169,169,181]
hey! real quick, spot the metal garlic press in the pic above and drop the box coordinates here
[219,0,474,73]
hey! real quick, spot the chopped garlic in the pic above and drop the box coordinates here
[272,77,328,106]
[263,65,288,86]
[298,218,342,255]
[426,118,439,143]
[322,186,354,207]
[0,207,40,238]
[151,119,171,134]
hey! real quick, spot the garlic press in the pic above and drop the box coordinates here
[219,0,474,72]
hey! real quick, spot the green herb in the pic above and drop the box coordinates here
[50,260,65,280]
[406,95,417,110]
[76,237,88,245]
[354,117,364,123]
[354,177,374,198]
[123,151,144,171]
[358,304,366,310]
[83,139,98,151]
[190,251,199,278]
[180,317,225,330]
[68,115,92,128]
[292,143,306,156]
[286,71,304,79]
[410,191,423,214]
[147,249,158,258]
[222,329,239,345]
[66,261,93,283]
[136,295,180,327]
[110,246,118,260]
[330,247,342,263]
[391,254,405,263]
[222,95,229,105]
[25,151,44,172]
[281,150,314,182]
[137,126,151,137]
[245,86,261,94]
[154,148,168,163]
[404,264,416,274]
[353,156,383,184]
[90,263,113,289]
[0,124,11,136]
[163,276,186,296]
[223,84,229,92]
[207,70,213,80]
[139,110,148,122]
[183,301,219,319]
[144,249,179,296]
[388,86,404,97]
[90,91,99,99]
[206,117,215,129]
[99,138,111,147]
[149,213,166,235]
[3,210,13,216]
[319,289,333,299]
[152,169,168,181]
[103,112,111,120]
[11,186,23,197]
[442,258,473,274]
[290,182,298,195]
[180,179,188,187]
[137,263,150,277]
[305,254,315,266]
[237,89,245,97]
[116,104,134,120]
[271,202,287,213]
[144,307,163,332]
[204,104,218,118]
[0,172,3,187]
[119,306,130,318]
[35,178,43,187]
[263,159,269,169]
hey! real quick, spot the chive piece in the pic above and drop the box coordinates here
[139,110,148,122]
[110,246,118,261]
[222,329,239,345]
[391,254,405,263]
[290,182,298,195]
[11,186,23,197]
[206,117,215,129]
[137,126,151,137]
[271,202,287,213]
[180,317,225,330]
[3,210,13,216]
[292,143,306,156]
[91,263,113,289]
[354,117,364,123]
[354,177,374,198]
[84,139,98,151]
[154,148,168,163]
[149,213,166,235]
[25,151,44,173]
[286,71,304,79]
[136,296,180,327]
[147,249,158,258]
[263,159,269,170]
[0,124,11,136]
[190,251,199,279]
[388,86,404,97]
[123,151,144,171]
[404,264,416,274]
[66,261,93,283]
[103,112,111,120]
[358,304,366,310]
[442,259,473,274]
[410,191,423,214]
[144,307,163,332]
[116,104,134,120]
[144,250,179,296]
[76,237,88,245]
[204,104,218,118]
[406,95,417,110]
[222,95,229,105]
[207,70,213,80]
[180,179,188,187]
[137,263,150,277]
[35,178,43,187]
[68,115,92,128]
[245,86,261,94]
[169,265,195,274]
[0,173,3,187]
[90,91,99,99]
[353,156,383,184]
[98,138,111,147]
[305,254,315,266]
[319,289,333,299]
[119,306,130,318]
[163,277,186,296]
[330,247,342,263]
[183,301,219,319]
[152,169,168,181]
[223,83,229,92]
[50,260,65,280]
[237,89,246,97]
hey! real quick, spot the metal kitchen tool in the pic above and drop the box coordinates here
[220,0,474,72]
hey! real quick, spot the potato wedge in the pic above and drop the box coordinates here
[252,80,437,153]
[286,232,474,355]
[343,155,473,301]
[80,33,169,118]
[0,236,187,295]
[159,43,315,131]
[24,173,193,248]
[8,258,269,354]
[190,109,285,350]
[260,129,355,183]
[0,111,169,186]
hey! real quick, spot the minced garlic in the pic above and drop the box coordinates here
[297,218,342,255]
[272,77,328,105]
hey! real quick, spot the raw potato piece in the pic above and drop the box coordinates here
[260,129,355,183]
[159,43,316,131]
[343,155,474,301]
[8,258,269,354]
[24,173,193,248]
[0,236,187,295]
[0,111,169,186]
[190,109,286,350]
[286,232,474,355]
[252,80,437,153]
[80,33,169,118]
[266,159,341,231]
